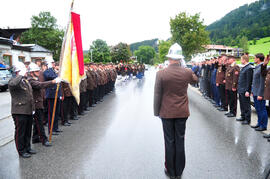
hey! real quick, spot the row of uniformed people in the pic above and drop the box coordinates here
[193,54,270,140]
[8,60,117,158]
[115,63,145,78]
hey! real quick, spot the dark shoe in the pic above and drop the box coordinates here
[55,129,63,133]
[164,168,176,179]
[71,116,79,120]
[263,134,270,138]
[227,113,236,118]
[52,131,59,135]
[20,153,31,158]
[216,107,222,110]
[62,122,71,126]
[251,124,260,128]
[268,138,270,142]
[236,118,245,121]
[78,111,85,116]
[43,141,52,147]
[225,112,231,116]
[241,120,250,125]
[27,149,37,155]
[85,108,90,111]
[32,139,41,144]
[255,127,267,131]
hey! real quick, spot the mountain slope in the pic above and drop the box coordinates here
[206,0,270,46]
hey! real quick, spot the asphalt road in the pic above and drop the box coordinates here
[1,68,270,179]
[0,91,11,119]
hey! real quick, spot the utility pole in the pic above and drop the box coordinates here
[90,49,93,62]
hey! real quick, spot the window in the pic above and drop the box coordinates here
[18,56,25,63]
[2,55,12,68]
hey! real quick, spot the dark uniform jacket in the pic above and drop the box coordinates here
[80,77,87,93]
[154,63,198,118]
[238,63,253,94]
[95,70,102,86]
[28,76,54,109]
[86,71,94,90]
[261,64,270,100]
[61,82,73,98]
[90,70,98,88]
[216,64,226,85]
[252,63,265,97]
[43,68,61,99]
[8,76,34,115]
[225,64,240,90]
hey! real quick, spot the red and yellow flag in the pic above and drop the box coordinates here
[60,12,85,104]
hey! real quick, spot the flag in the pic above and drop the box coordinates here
[59,12,85,104]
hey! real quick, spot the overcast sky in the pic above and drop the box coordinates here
[1,0,257,50]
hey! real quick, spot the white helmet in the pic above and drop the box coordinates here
[166,43,184,60]
[13,62,25,72]
[24,57,31,63]
[28,63,40,72]
[13,62,27,76]
[45,56,54,68]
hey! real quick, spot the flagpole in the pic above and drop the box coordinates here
[49,0,75,143]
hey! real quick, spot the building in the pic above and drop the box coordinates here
[191,45,244,62]
[0,37,52,68]
[203,45,243,57]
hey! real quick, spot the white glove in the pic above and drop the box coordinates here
[55,77,61,83]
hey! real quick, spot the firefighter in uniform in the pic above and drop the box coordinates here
[216,55,228,111]
[224,56,240,117]
[28,63,60,146]
[261,56,270,140]
[8,62,36,158]
[86,64,95,108]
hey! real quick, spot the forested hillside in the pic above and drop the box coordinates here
[207,0,270,46]
[129,38,158,53]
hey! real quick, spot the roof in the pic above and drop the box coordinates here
[204,45,234,50]
[0,37,51,53]
[0,28,30,39]
[30,44,51,53]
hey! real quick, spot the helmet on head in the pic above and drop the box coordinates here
[28,63,40,72]
[45,56,54,68]
[13,62,27,76]
[166,43,184,60]
[13,62,25,72]
[24,57,31,63]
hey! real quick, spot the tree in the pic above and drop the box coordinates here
[134,46,156,64]
[158,40,172,63]
[20,12,64,61]
[239,36,249,52]
[110,42,131,63]
[170,12,210,59]
[89,39,111,63]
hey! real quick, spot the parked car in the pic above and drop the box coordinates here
[0,68,12,92]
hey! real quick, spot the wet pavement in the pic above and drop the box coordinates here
[1,68,270,179]
[0,91,11,120]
